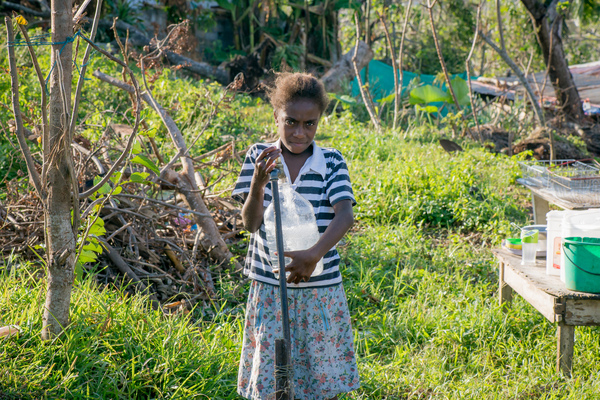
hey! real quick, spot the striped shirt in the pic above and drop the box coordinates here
[232,140,356,288]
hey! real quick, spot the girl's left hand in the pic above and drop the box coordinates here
[282,250,319,284]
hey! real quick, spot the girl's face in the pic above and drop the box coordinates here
[274,98,321,154]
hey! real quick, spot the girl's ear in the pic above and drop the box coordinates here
[273,109,279,126]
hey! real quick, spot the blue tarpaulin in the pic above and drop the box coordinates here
[351,60,470,100]
[350,60,472,116]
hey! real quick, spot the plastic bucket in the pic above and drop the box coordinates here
[561,209,600,282]
[563,237,600,293]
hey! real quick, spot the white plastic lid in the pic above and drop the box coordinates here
[563,209,600,231]
[546,210,567,220]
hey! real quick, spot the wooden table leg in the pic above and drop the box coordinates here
[499,261,513,311]
[557,322,574,377]
[532,192,550,225]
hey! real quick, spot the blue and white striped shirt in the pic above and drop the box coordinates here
[232,140,356,288]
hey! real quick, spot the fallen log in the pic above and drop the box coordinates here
[161,49,229,85]
[321,41,373,93]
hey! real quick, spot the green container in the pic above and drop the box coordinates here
[563,237,600,294]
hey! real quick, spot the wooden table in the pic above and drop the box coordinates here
[494,248,600,376]
[517,178,594,224]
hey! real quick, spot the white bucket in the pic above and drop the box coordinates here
[546,210,566,276]
[560,209,600,282]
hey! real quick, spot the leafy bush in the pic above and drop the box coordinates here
[323,118,527,238]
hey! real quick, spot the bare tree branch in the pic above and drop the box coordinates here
[466,1,483,143]
[77,34,142,199]
[352,12,381,132]
[377,12,399,130]
[479,32,545,125]
[69,0,103,140]
[398,0,413,125]
[92,70,241,268]
[16,23,49,192]
[5,17,45,200]
[426,0,464,118]
[73,0,93,23]
[496,0,507,51]
[2,1,47,17]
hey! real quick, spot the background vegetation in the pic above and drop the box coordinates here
[2,1,600,398]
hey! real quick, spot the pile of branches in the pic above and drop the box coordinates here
[0,15,260,314]
[0,137,248,313]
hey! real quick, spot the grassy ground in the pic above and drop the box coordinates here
[3,92,600,399]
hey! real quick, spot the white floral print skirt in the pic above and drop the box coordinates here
[237,280,360,400]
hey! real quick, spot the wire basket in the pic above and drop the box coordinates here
[518,160,573,188]
[518,159,600,205]
[547,160,600,203]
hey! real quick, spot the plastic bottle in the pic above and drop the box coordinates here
[546,210,566,276]
[583,98,591,115]
[263,169,324,278]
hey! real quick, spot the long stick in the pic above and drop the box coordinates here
[16,24,49,188]
[352,13,381,132]
[479,32,544,125]
[77,34,142,199]
[5,17,44,200]
[271,170,292,400]
[378,12,398,130]
[426,0,464,118]
[398,0,412,126]
[69,0,103,139]
[466,1,483,143]
[92,72,241,269]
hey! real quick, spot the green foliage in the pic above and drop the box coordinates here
[3,23,600,398]
[4,105,600,398]
[0,140,26,193]
[103,0,144,26]
[271,44,304,71]
[324,120,525,237]
[409,85,450,105]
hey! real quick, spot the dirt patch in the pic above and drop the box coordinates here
[513,126,588,160]
[470,122,596,160]
[470,124,511,153]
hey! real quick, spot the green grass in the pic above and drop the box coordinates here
[3,79,600,398]
[1,265,241,399]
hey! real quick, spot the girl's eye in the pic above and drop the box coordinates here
[285,119,295,126]
[306,121,315,127]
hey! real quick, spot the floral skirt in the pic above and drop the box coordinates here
[237,280,360,400]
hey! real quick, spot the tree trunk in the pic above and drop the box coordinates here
[520,0,584,121]
[43,0,76,340]
[321,41,373,93]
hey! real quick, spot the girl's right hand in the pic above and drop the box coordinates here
[252,146,281,189]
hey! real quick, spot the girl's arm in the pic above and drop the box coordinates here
[241,146,281,233]
[283,199,354,284]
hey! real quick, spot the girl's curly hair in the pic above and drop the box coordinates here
[267,72,329,114]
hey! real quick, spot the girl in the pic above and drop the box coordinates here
[232,73,359,400]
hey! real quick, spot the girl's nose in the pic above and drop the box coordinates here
[293,126,305,137]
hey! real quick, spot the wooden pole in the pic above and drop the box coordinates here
[271,170,292,400]
[557,322,574,377]
[275,339,290,400]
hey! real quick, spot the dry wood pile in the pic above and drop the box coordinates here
[0,137,250,314]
